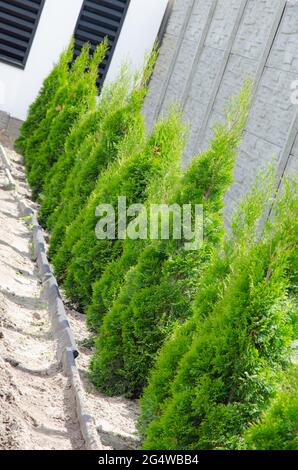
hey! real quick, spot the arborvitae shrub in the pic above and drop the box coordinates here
[245,370,298,450]
[86,237,145,331]
[48,97,144,262]
[50,112,146,279]
[47,50,158,257]
[24,43,90,174]
[27,41,108,198]
[38,108,100,227]
[89,82,252,397]
[57,109,186,309]
[138,169,277,437]
[140,180,298,450]
[15,38,74,156]
[38,66,132,228]
[87,109,183,331]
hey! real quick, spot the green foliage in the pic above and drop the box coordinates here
[38,108,102,227]
[48,99,145,264]
[140,180,298,450]
[26,41,108,198]
[245,370,298,450]
[51,114,146,282]
[47,51,158,258]
[55,109,186,311]
[25,42,88,174]
[38,65,132,228]
[15,38,74,156]
[138,168,278,436]
[89,82,252,398]
[16,48,297,451]
[86,238,145,331]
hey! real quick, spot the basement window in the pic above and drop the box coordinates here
[74,0,131,90]
[0,0,45,69]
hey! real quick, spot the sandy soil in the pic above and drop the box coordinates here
[66,305,139,449]
[0,136,139,450]
[0,153,84,450]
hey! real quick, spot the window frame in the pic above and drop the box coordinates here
[0,0,46,69]
[73,0,131,90]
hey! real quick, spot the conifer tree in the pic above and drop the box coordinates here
[88,82,254,330]
[51,112,146,279]
[15,38,74,156]
[86,237,145,331]
[27,41,108,197]
[89,82,251,397]
[47,49,158,257]
[56,109,186,309]
[138,169,277,436]
[141,179,298,450]
[24,42,90,174]
[245,370,298,450]
[48,92,145,262]
[38,66,131,228]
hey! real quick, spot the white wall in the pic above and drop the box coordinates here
[0,0,84,121]
[104,0,168,83]
[0,0,168,121]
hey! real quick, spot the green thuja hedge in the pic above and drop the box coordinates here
[138,169,277,436]
[245,370,298,450]
[89,82,252,397]
[88,83,253,330]
[140,179,298,450]
[87,110,185,331]
[48,92,144,261]
[38,108,102,228]
[57,109,186,309]
[15,38,74,156]
[50,113,146,279]
[47,50,158,257]
[86,237,145,331]
[27,41,108,197]
[39,65,132,228]
[24,42,90,174]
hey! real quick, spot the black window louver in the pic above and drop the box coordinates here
[0,0,45,68]
[74,0,131,90]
